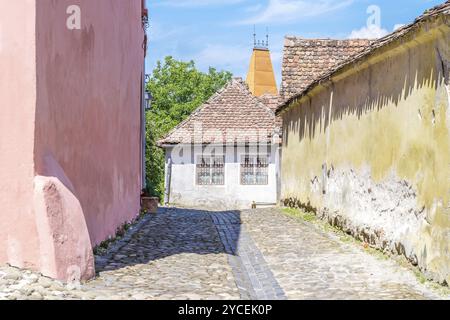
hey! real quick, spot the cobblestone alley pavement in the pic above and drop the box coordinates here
[0,207,446,300]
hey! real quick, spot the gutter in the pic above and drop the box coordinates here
[158,141,281,149]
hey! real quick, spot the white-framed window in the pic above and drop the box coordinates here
[196,155,225,185]
[240,155,269,185]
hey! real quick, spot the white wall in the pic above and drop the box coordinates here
[164,144,280,210]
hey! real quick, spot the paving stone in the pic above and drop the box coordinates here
[211,211,287,300]
[0,207,447,300]
[3,270,22,281]
[239,208,444,300]
[37,277,54,289]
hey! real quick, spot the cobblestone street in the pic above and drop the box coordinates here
[0,207,446,300]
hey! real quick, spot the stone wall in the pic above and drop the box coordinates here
[280,17,450,284]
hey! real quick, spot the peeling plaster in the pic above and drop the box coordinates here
[281,23,450,284]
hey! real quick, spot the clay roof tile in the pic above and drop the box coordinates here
[158,78,281,145]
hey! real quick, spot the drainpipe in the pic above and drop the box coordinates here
[164,155,172,205]
[141,72,146,189]
[273,132,282,205]
[141,3,149,190]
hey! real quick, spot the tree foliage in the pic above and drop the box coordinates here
[145,56,232,200]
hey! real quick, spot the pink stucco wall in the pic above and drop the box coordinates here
[35,0,144,246]
[0,0,145,281]
[0,0,40,270]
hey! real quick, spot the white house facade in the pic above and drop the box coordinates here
[158,78,282,210]
[162,144,281,209]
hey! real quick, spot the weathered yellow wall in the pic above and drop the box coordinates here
[246,48,278,96]
[280,19,450,284]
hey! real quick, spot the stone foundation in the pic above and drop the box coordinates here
[283,166,448,285]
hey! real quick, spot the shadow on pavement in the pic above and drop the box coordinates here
[95,207,242,273]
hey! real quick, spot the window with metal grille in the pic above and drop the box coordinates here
[240,155,269,185]
[196,155,225,185]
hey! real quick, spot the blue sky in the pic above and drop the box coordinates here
[146,0,444,85]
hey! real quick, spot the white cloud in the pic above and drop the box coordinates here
[348,22,406,40]
[156,0,246,8]
[237,0,354,25]
[348,25,388,39]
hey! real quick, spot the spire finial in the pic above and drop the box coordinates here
[252,26,269,50]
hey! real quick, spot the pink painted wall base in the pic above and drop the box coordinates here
[0,0,145,282]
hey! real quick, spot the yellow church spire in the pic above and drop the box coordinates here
[246,29,278,97]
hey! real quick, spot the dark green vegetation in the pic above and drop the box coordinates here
[145,57,232,199]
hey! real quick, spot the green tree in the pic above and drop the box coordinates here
[145,56,232,200]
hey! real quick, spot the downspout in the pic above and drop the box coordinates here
[273,132,282,205]
[141,2,149,190]
[277,144,282,204]
[141,71,146,189]
[164,154,172,205]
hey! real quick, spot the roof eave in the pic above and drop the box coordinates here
[276,5,450,116]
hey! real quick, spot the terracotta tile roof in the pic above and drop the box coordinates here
[280,38,372,100]
[259,93,284,128]
[277,1,450,114]
[158,78,281,146]
[259,93,281,112]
